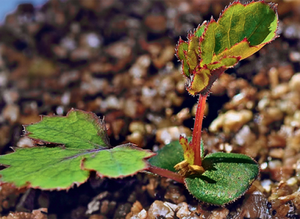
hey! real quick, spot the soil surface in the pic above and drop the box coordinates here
[0,0,300,218]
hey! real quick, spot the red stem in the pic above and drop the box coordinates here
[147,165,184,184]
[191,94,207,166]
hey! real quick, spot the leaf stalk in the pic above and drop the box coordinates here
[147,165,184,184]
[191,94,207,166]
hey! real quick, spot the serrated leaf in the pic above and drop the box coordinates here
[176,39,189,77]
[200,1,278,67]
[0,109,154,189]
[184,152,259,206]
[194,21,207,38]
[176,21,207,78]
[26,109,110,149]
[177,1,278,95]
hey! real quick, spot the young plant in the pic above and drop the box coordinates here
[150,0,278,205]
[0,0,278,206]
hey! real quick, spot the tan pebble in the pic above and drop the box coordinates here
[3,90,19,104]
[127,131,144,147]
[272,202,291,218]
[270,181,294,202]
[243,135,267,158]
[164,185,186,204]
[278,125,294,138]
[270,166,294,182]
[81,77,109,95]
[259,107,283,126]
[123,98,137,118]
[147,200,173,219]
[174,108,190,124]
[278,64,294,82]
[137,209,147,219]
[159,77,176,95]
[287,130,300,151]
[146,178,159,198]
[253,70,269,87]
[105,96,123,110]
[156,126,191,145]
[292,191,300,209]
[269,148,285,159]
[71,47,93,60]
[257,97,271,111]
[131,201,143,214]
[176,202,190,218]
[2,104,20,124]
[295,159,300,180]
[284,110,300,127]
[237,191,269,219]
[129,65,147,79]
[176,80,186,94]
[153,46,175,69]
[164,202,178,212]
[207,208,229,219]
[269,160,282,169]
[209,110,252,134]
[129,121,146,134]
[106,41,132,59]
[271,83,289,99]
[261,179,272,193]
[145,124,155,135]
[268,132,286,148]
[289,73,300,92]
[234,125,256,146]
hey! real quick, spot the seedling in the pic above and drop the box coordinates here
[0,1,278,206]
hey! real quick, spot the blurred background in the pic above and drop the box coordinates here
[0,0,47,22]
[1,0,300,218]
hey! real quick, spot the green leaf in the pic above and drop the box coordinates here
[26,109,110,149]
[200,1,278,66]
[0,109,154,189]
[176,38,189,78]
[83,145,152,178]
[148,139,184,173]
[184,152,259,206]
[148,140,258,205]
[176,1,278,95]
[194,21,207,38]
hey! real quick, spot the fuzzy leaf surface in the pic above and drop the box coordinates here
[200,1,278,66]
[185,152,259,205]
[0,109,154,189]
[26,109,110,149]
[176,1,278,95]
